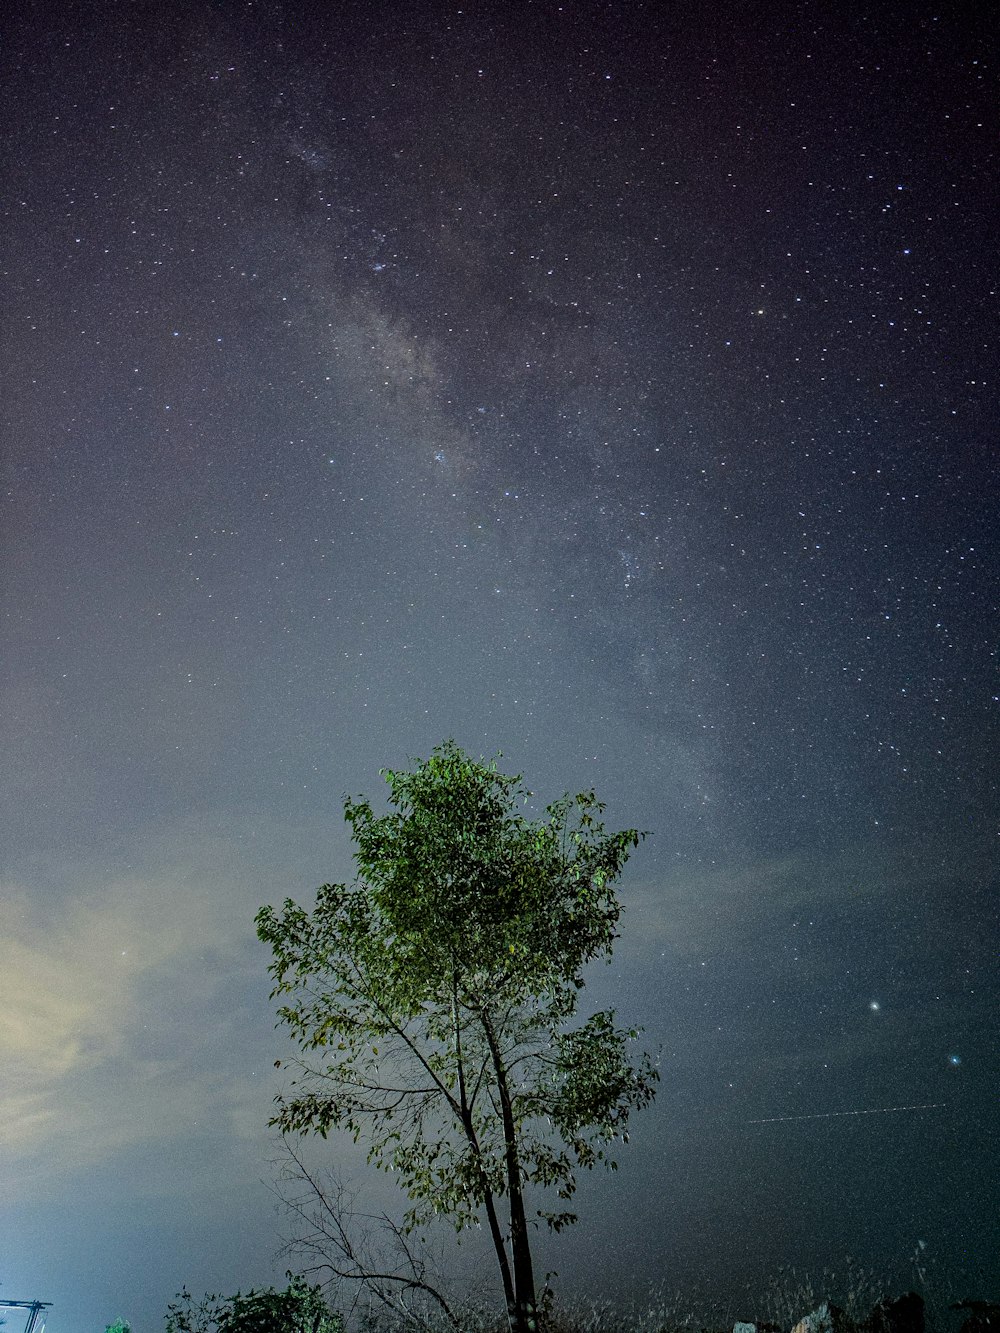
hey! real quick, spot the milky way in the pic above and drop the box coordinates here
[2,4,996,1332]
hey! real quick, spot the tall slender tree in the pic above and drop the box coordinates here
[257,741,659,1333]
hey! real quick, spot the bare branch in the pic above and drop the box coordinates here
[269,1137,464,1333]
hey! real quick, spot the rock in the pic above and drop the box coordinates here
[791,1303,842,1333]
[868,1292,924,1333]
[951,1301,1000,1333]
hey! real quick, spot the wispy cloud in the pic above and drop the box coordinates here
[0,857,275,1198]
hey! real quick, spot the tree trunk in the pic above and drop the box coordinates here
[481,1180,519,1324]
[479,1011,538,1333]
[452,965,518,1322]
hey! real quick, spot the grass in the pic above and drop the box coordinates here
[349,1245,997,1333]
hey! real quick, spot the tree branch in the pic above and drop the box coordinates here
[269,1137,464,1333]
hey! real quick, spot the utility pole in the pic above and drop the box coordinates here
[0,1299,54,1333]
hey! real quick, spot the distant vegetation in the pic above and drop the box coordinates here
[157,1236,999,1333]
[159,1262,998,1333]
[342,1269,998,1333]
[162,1276,341,1333]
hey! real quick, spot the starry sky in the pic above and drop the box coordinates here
[2,2,997,1331]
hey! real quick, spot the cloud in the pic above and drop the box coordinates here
[624,838,961,963]
[2,890,166,1077]
[0,857,274,1198]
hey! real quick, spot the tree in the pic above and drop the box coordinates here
[256,741,659,1333]
[164,1276,341,1333]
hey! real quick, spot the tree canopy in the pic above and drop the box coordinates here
[256,741,659,1333]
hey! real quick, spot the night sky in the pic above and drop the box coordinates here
[2,2,997,1331]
